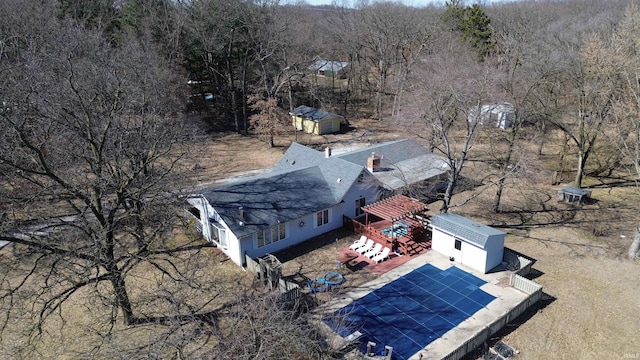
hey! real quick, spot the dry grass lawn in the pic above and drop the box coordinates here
[2,116,639,359]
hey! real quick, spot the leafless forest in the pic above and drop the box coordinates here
[1,0,639,358]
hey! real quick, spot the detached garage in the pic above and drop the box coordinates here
[290,105,343,135]
[430,213,505,274]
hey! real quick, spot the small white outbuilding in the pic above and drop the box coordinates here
[430,213,505,274]
[468,102,515,129]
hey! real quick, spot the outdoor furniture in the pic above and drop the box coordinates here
[346,259,361,271]
[349,235,368,250]
[363,243,383,259]
[557,186,591,203]
[373,247,391,263]
[355,239,374,254]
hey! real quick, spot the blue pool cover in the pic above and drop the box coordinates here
[323,264,495,360]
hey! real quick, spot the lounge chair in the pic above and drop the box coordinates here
[349,236,368,251]
[364,243,383,259]
[355,239,374,254]
[372,247,391,263]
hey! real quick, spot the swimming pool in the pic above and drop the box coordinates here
[323,264,495,360]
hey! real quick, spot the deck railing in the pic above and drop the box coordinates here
[349,218,422,255]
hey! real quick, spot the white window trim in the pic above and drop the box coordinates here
[256,223,287,248]
[315,208,331,228]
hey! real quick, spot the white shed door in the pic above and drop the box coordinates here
[320,120,333,134]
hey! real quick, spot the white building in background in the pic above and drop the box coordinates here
[468,102,516,129]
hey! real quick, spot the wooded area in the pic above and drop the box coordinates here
[1,0,639,358]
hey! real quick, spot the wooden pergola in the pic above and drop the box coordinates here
[354,195,429,256]
[362,195,429,224]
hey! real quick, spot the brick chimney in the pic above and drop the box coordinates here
[367,152,380,172]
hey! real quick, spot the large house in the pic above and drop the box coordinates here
[186,139,450,267]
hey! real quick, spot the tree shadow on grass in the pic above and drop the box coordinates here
[271,228,354,264]
[461,291,556,360]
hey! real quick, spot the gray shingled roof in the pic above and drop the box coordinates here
[201,166,339,239]
[290,105,343,122]
[309,60,349,72]
[559,186,591,196]
[202,143,364,239]
[199,139,449,238]
[430,213,505,248]
[336,139,450,190]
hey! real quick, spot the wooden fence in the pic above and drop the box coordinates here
[183,209,203,233]
[441,275,543,360]
[244,254,301,303]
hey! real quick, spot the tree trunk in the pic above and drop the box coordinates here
[493,130,516,213]
[493,176,506,213]
[629,222,640,259]
[557,133,569,184]
[441,171,456,213]
[537,118,546,156]
[575,149,588,188]
[241,56,249,135]
[110,268,135,325]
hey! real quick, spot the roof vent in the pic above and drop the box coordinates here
[325,146,332,158]
[238,206,244,221]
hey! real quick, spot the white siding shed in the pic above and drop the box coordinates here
[430,213,505,274]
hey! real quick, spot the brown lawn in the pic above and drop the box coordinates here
[2,116,639,359]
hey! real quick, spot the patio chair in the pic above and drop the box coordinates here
[349,235,368,251]
[364,243,383,259]
[372,247,391,263]
[355,239,374,254]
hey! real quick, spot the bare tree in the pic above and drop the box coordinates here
[0,4,223,354]
[562,34,618,188]
[359,2,426,120]
[607,4,640,259]
[486,8,551,212]
[247,95,291,147]
[402,44,497,213]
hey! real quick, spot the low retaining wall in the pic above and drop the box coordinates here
[442,274,543,360]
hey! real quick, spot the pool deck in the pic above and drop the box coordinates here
[313,250,530,359]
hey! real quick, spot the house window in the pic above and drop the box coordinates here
[257,231,265,248]
[454,239,462,250]
[316,209,330,227]
[355,197,366,217]
[210,221,228,249]
[219,228,228,249]
[257,223,287,248]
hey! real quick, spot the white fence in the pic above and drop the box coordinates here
[510,273,543,295]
